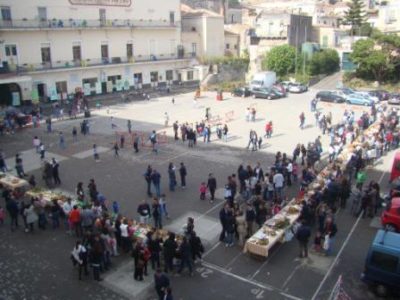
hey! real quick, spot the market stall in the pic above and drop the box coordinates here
[243,119,385,257]
[0,173,29,197]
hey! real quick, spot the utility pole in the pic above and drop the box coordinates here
[295,24,299,76]
[303,24,307,76]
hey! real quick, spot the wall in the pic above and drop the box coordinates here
[0,29,180,66]
[182,31,203,58]
[0,0,181,23]
[224,33,239,56]
[203,16,224,57]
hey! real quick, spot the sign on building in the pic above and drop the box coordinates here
[69,0,132,7]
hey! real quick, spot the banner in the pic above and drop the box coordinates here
[48,85,58,101]
[116,79,123,92]
[123,79,130,91]
[83,83,91,96]
[95,82,102,94]
[31,88,39,103]
[12,92,21,106]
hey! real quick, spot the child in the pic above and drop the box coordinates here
[93,144,100,161]
[112,201,119,219]
[313,231,322,253]
[159,194,169,219]
[199,182,207,200]
[0,205,4,225]
[292,162,298,182]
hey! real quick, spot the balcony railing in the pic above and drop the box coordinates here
[9,53,196,73]
[0,18,179,29]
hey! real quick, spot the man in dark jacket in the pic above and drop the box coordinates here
[154,269,170,300]
[207,173,217,202]
[6,198,19,231]
[179,162,187,188]
[144,165,153,197]
[163,233,177,273]
[219,204,230,242]
[296,220,311,258]
[177,236,193,276]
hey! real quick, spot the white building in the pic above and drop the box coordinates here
[0,0,199,105]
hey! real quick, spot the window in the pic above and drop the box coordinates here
[134,73,142,84]
[187,71,194,80]
[1,6,12,21]
[55,81,67,94]
[101,44,109,61]
[38,7,47,22]
[150,71,158,82]
[191,43,197,55]
[41,43,51,64]
[169,11,175,24]
[72,43,81,61]
[5,44,17,56]
[370,251,398,273]
[226,43,230,49]
[127,43,133,58]
[166,70,173,81]
[234,44,238,50]
[99,9,106,26]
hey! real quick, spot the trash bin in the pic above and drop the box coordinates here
[84,110,91,118]
[216,91,223,101]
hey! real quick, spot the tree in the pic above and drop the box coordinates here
[261,45,296,77]
[343,0,367,35]
[308,49,340,75]
[349,31,400,82]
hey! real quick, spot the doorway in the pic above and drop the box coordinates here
[37,83,47,102]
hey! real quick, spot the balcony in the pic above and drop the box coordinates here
[0,18,179,30]
[7,53,196,74]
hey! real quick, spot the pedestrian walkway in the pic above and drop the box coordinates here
[5,149,68,174]
[72,146,109,159]
[102,261,155,300]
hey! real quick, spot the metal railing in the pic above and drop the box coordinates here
[0,18,179,29]
[11,52,196,73]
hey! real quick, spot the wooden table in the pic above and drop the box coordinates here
[0,174,29,190]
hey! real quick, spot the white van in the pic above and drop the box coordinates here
[250,71,277,91]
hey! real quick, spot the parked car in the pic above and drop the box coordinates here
[280,81,292,91]
[356,91,380,103]
[231,87,252,97]
[369,90,390,101]
[361,229,400,297]
[315,91,346,103]
[273,83,287,96]
[346,93,374,106]
[381,197,400,232]
[287,82,308,93]
[252,87,283,99]
[250,71,277,90]
[389,94,400,105]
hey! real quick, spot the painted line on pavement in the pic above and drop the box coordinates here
[203,242,221,258]
[281,263,303,290]
[224,252,244,269]
[249,243,284,280]
[202,261,303,300]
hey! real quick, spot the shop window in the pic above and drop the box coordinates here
[166,70,173,81]
[150,71,158,82]
[187,71,194,80]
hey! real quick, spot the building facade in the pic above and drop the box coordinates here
[0,0,198,105]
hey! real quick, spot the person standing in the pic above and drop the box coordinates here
[15,154,27,177]
[52,158,61,185]
[296,220,311,258]
[223,124,228,142]
[323,217,337,256]
[93,144,100,161]
[71,241,89,280]
[219,204,230,242]
[207,173,217,203]
[151,169,162,197]
[6,197,19,231]
[299,112,305,129]
[179,162,187,189]
[167,163,177,192]
[59,132,66,149]
[127,120,132,133]
[163,232,177,273]
[72,127,78,143]
[137,200,151,224]
[273,171,284,199]
[33,136,41,153]
[150,130,158,154]
[154,269,170,300]
[245,203,256,238]
[177,236,193,276]
[152,198,162,229]
[113,142,119,158]
[133,133,140,153]
[144,165,153,197]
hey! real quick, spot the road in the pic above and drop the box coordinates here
[0,85,394,300]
